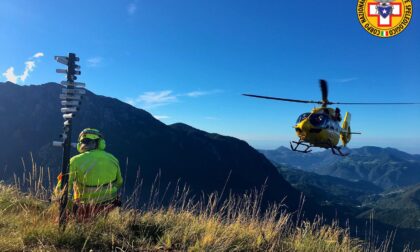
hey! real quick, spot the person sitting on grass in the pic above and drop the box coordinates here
[55,128,123,221]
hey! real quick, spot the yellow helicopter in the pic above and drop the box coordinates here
[243,80,418,156]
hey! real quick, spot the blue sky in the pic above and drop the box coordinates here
[1,0,419,153]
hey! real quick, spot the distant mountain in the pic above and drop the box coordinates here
[274,163,420,248]
[277,165,383,206]
[0,82,305,211]
[277,164,420,247]
[259,146,340,171]
[260,146,420,190]
[358,183,420,229]
[370,183,420,210]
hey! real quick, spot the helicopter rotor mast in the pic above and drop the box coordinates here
[320,79,329,107]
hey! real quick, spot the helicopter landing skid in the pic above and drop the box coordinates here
[290,140,349,156]
[331,146,350,157]
[325,139,350,156]
[290,140,313,153]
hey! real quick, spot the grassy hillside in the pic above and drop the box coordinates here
[0,182,398,251]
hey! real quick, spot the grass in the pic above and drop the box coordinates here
[0,180,403,252]
[0,158,406,251]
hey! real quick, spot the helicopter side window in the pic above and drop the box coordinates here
[327,120,333,129]
[332,121,339,131]
[329,120,336,130]
[309,113,328,128]
[296,113,310,124]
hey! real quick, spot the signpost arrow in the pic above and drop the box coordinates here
[62,113,74,119]
[53,141,64,147]
[61,107,78,113]
[56,69,67,74]
[61,100,81,106]
[61,81,86,88]
[60,94,82,100]
[54,56,69,65]
[62,88,86,95]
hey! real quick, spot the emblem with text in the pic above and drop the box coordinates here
[357,0,413,38]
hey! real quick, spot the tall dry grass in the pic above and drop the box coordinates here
[0,158,407,251]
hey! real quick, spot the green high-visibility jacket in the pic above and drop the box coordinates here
[68,149,123,203]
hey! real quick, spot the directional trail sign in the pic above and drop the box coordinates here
[59,94,82,100]
[61,100,81,106]
[62,88,86,95]
[61,81,85,88]
[52,52,86,231]
[56,69,68,74]
[61,107,78,113]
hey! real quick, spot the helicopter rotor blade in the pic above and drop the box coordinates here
[329,102,420,105]
[320,79,328,105]
[242,94,322,104]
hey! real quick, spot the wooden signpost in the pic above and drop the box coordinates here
[52,53,85,230]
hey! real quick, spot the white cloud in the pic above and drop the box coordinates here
[139,90,177,107]
[2,67,18,83]
[87,57,103,67]
[127,3,137,15]
[126,89,222,109]
[128,90,177,109]
[2,54,41,83]
[20,61,35,81]
[33,52,44,58]
[185,90,222,97]
[153,115,170,120]
[125,98,136,106]
[186,91,207,97]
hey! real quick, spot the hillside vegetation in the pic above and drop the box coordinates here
[358,183,420,229]
[276,166,382,206]
[261,146,420,190]
[0,182,398,252]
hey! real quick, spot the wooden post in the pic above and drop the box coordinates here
[53,53,84,230]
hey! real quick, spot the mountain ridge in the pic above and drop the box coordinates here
[0,82,304,212]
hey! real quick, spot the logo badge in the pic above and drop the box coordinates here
[357,0,413,38]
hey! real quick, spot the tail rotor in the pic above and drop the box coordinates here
[340,112,352,146]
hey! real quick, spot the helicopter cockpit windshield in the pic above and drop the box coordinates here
[296,113,310,124]
[309,113,328,128]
